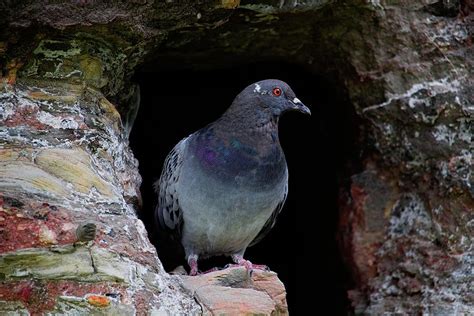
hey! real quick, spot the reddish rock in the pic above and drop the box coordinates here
[0,83,200,315]
[180,267,288,315]
[340,168,473,313]
[338,165,398,290]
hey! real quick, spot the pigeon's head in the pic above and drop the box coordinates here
[244,79,311,117]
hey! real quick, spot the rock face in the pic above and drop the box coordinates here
[180,267,288,315]
[0,0,473,314]
[0,82,200,314]
[336,2,473,314]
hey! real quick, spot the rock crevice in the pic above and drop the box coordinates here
[0,0,472,314]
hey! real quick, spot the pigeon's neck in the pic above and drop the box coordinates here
[216,109,280,145]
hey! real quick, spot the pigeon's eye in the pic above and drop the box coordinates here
[272,87,282,97]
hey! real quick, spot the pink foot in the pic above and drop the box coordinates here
[229,255,269,272]
[188,254,199,276]
[187,254,221,275]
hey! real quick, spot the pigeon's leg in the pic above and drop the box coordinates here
[187,254,199,276]
[229,254,269,272]
[187,254,219,275]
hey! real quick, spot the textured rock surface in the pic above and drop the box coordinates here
[0,0,472,314]
[180,267,288,315]
[337,1,473,314]
[0,82,200,314]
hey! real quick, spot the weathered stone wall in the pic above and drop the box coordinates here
[0,0,472,314]
[338,1,473,313]
[0,80,200,314]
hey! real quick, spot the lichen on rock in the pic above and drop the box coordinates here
[0,80,198,314]
[0,0,472,314]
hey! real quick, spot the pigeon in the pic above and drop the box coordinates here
[155,79,310,275]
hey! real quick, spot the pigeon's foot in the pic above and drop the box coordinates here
[229,254,269,272]
[187,254,199,276]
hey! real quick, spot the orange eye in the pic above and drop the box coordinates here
[272,87,282,96]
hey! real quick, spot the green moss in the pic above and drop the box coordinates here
[0,246,132,283]
[0,247,94,280]
[18,28,142,97]
[33,40,82,59]
[79,55,106,88]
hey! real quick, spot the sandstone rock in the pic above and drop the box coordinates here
[0,0,472,314]
[0,83,200,315]
[181,267,288,315]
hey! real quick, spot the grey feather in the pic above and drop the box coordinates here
[249,181,288,247]
[154,136,190,237]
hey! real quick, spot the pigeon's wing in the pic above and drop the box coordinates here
[154,136,190,240]
[249,177,288,247]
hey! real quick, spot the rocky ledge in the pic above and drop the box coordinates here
[180,267,288,315]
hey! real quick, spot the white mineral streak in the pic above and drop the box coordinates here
[36,111,80,129]
[363,77,461,112]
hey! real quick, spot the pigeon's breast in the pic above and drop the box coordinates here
[178,131,288,255]
[188,128,287,189]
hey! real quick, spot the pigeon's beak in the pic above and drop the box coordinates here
[290,97,311,115]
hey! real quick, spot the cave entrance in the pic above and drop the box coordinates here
[129,60,359,314]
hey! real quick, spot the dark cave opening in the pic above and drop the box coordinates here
[129,60,360,314]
